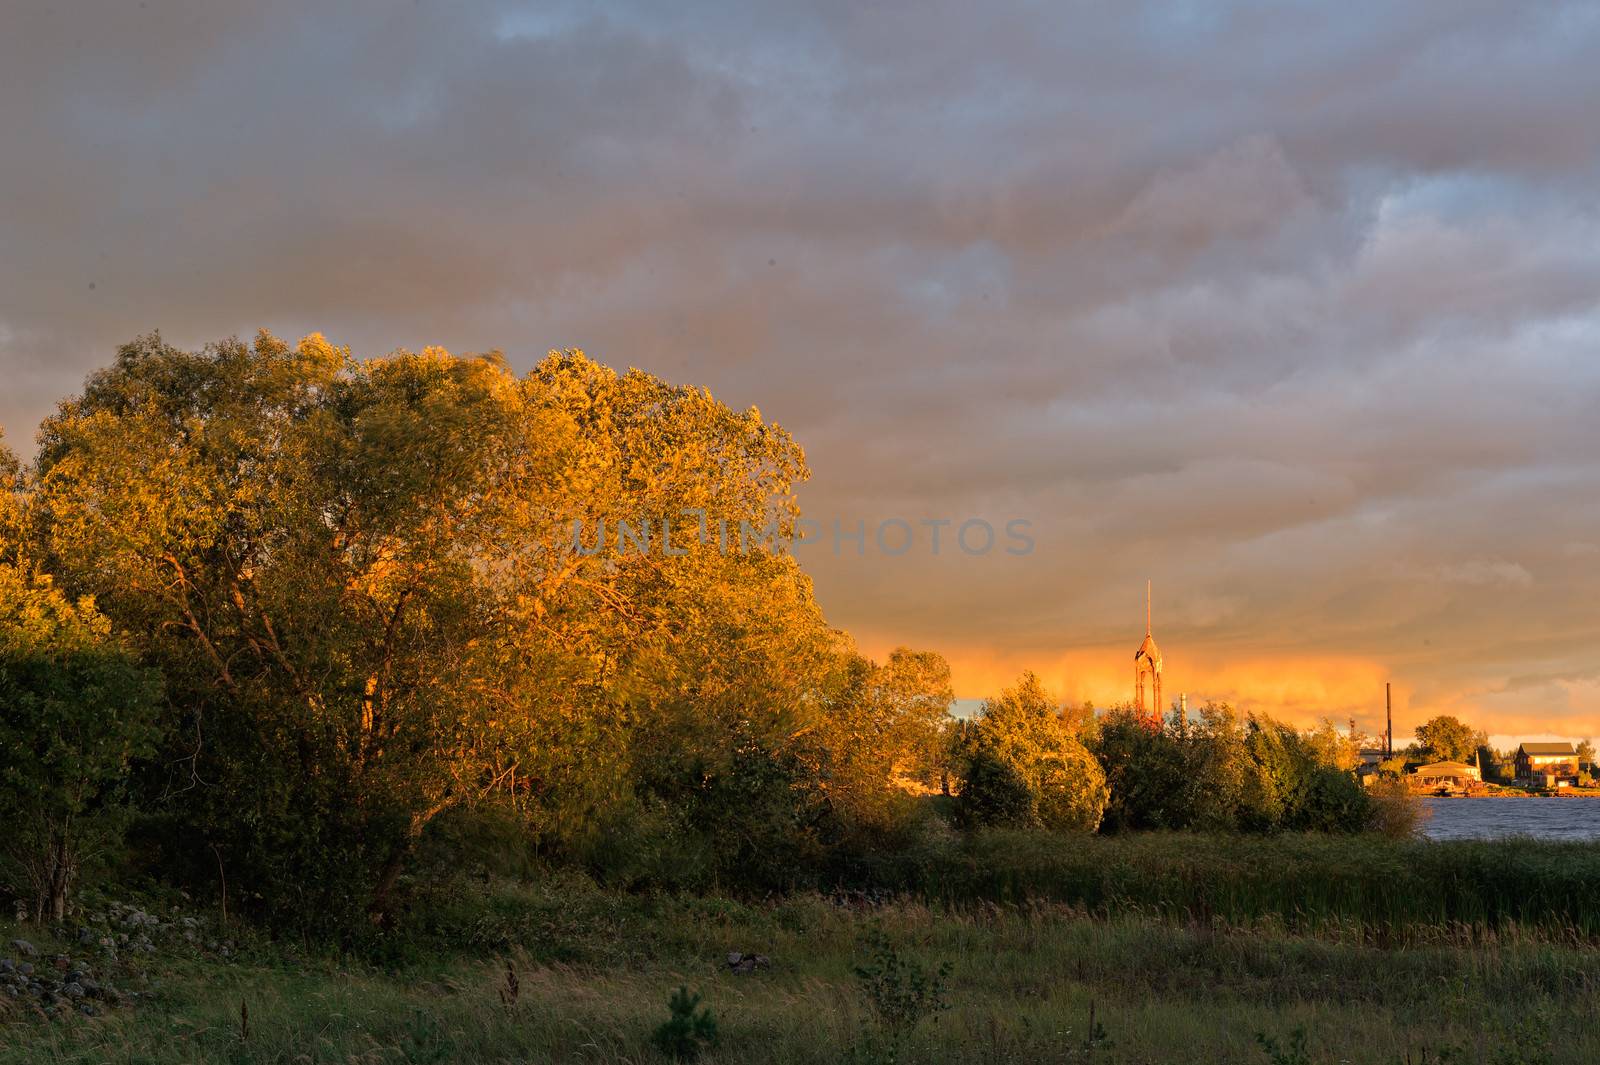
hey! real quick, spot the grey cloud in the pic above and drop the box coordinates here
[4,0,1600,730]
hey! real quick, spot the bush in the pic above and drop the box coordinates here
[1034,747,1109,832]
[951,673,1109,833]
[954,752,1036,829]
[0,567,162,921]
[651,986,719,1061]
[1366,776,1427,838]
[853,927,951,1033]
[1291,765,1372,832]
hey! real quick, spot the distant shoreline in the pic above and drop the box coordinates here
[1421,790,1600,799]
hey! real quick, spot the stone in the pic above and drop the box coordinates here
[9,939,37,957]
[726,951,772,974]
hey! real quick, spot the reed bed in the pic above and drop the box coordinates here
[847,830,1600,940]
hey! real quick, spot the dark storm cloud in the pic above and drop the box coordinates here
[4,0,1600,733]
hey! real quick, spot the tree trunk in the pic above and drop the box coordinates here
[368,840,410,926]
[368,806,447,925]
[47,833,72,923]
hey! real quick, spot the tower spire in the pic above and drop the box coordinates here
[1133,580,1163,728]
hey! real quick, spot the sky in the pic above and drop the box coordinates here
[3,1,1600,746]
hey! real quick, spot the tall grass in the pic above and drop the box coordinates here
[844,830,1600,940]
[5,877,1597,1064]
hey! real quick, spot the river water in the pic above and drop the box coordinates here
[1420,796,1600,841]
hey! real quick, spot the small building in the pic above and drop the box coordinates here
[1514,742,1579,788]
[1410,760,1481,792]
[1357,747,1391,768]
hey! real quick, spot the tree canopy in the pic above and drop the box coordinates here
[1415,715,1488,763]
[13,331,962,921]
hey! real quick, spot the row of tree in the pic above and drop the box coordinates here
[0,333,1385,932]
[946,675,1375,836]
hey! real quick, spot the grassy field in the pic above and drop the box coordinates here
[5,834,1599,1064]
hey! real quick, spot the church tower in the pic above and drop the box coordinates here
[1134,580,1163,727]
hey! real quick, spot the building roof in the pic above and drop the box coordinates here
[1414,761,1478,776]
[1133,581,1162,669]
[1134,632,1162,668]
[1518,742,1577,756]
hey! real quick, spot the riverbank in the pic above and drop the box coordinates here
[1447,784,1600,797]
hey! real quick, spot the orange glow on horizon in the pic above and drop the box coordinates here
[850,632,1600,745]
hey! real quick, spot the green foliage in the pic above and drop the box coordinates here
[1243,717,1372,832]
[1091,704,1372,834]
[853,927,951,1034]
[27,332,847,929]
[628,711,829,893]
[818,646,954,823]
[0,429,21,567]
[954,751,1037,829]
[1092,708,1193,831]
[1256,1026,1313,1065]
[1489,1009,1554,1065]
[0,566,163,920]
[651,986,719,1061]
[1415,715,1488,762]
[847,829,1600,939]
[1365,776,1426,838]
[952,673,1108,833]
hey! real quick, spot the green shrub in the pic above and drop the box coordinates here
[1366,776,1427,838]
[954,751,1036,829]
[853,927,951,1034]
[651,986,718,1061]
[0,566,163,921]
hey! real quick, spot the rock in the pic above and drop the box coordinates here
[1,959,14,973]
[9,939,37,958]
[77,927,96,945]
[726,951,772,974]
[18,962,34,977]
[78,1002,97,1017]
